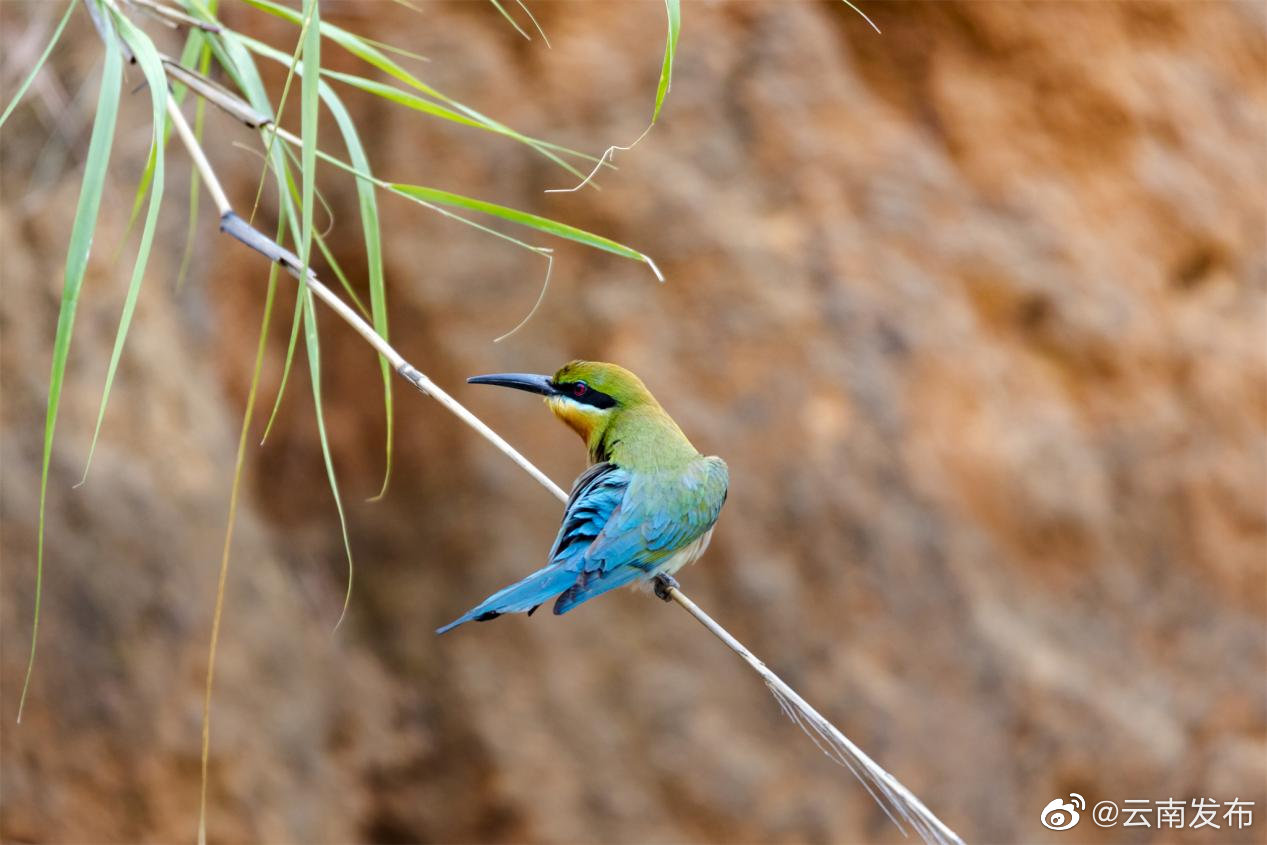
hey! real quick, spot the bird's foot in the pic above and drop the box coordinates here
[653,574,680,602]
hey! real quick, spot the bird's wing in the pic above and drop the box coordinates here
[589,456,728,574]
[546,461,631,565]
[636,455,729,559]
[435,464,628,633]
[552,457,729,613]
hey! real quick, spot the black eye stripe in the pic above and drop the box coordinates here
[555,381,616,409]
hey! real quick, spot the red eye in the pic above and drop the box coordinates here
[572,381,589,397]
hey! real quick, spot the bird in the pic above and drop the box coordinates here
[437,361,728,634]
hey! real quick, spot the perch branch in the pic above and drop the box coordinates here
[157,45,962,845]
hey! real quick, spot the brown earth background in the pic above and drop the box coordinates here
[2,1,1265,843]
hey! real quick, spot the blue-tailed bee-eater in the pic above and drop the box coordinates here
[437,361,728,633]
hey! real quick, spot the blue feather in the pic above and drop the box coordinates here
[436,464,630,633]
[435,564,578,634]
[437,457,728,633]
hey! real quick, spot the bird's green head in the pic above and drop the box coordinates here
[468,361,682,462]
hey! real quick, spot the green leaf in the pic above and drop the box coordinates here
[208,27,635,275]
[514,0,551,48]
[300,290,356,629]
[19,26,125,725]
[79,10,170,482]
[252,9,312,441]
[317,81,393,499]
[299,0,356,626]
[122,28,207,245]
[276,141,372,318]
[221,20,310,446]
[314,67,592,169]
[319,69,489,133]
[238,0,459,103]
[119,141,161,247]
[237,0,591,177]
[300,0,319,270]
[259,286,304,445]
[247,0,314,224]
[264,121,660,282]
[186,2,359,624]
[652,0,681,123]
[238,35,587,168]
[489,0,532,41]
[352,32,430,65]
[389,183,664,280]
[0,0,76,130]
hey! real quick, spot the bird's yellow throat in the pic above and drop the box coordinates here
[546,395,607,450]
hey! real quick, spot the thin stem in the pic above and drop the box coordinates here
[664,588,962,845]
[165,93,229,214]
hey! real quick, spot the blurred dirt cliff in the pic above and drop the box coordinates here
[2,1,1265,843]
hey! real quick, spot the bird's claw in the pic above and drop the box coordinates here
[653,574,680,602]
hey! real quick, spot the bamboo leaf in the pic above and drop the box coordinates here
[122,27,207,244]
[489,0,531,42]
[0,0,76,130]
[300,290,356,629]
[238,0,459,103]
[276,141,372,318]
[181,14,315,444]
[200,28,629,273]
[244,41,589,170]
[253,5,315,444]
[315,66,594,166]
[652,0,681,123]
[259,287,304,445]
[300,0,356,627]
[247,0,315,224]
[120,142,161,244]
[237,0,591,177]
[81,10,170,483]
[389,183,664,280]
[202,21,308,447]
[300,0,320,348]
[514,0,551,48]
[319,69,488,132]
[317,79,394,499]
[268,124,659,286]
[18,26,125,725]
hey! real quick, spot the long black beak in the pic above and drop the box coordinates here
[467,372,557,396]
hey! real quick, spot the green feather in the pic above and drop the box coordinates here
[548,361,698,468]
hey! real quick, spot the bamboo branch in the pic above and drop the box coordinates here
[155,33,963,845]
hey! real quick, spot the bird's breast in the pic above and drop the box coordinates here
[637,527,715,586]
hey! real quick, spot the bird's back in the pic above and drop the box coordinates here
[549,453,728,613]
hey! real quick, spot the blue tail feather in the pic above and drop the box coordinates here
[552,567,642,616]
[436,564,578,634]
